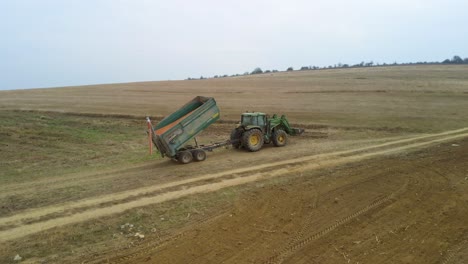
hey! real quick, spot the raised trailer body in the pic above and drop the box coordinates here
[148,96,222,163]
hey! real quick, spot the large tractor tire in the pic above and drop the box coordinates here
[230,128,243,149]
[272,129,288,147]
[178,151,193,164]
[192,149,206,162]
[242,129,264,152]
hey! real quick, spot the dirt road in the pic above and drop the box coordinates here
[0,128,466,253]
[89,132,468,264]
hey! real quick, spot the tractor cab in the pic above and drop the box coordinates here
[240,112,267,131]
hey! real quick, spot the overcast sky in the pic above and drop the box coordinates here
[1,0,467,90]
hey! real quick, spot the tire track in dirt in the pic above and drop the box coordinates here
[266,161,437,264]
[2,128,467,226]
[266,176,408,264]
[105,169,410,264]
[0,130,462,228]
[282,151,467,264]
[0,128,467,242]
[263,179,410,264]
[0,127,466,199]
[439,233,468,264]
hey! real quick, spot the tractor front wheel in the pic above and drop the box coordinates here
[242,129,264,152]
[273,129,288,147]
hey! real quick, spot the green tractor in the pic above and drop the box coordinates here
[230,112,304,152]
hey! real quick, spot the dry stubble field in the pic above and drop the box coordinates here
[0,65,467,263]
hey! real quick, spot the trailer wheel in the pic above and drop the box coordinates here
[230,128,242,148]
[273,129,288,147]
[242,129,264,152]
[192,149,206,162]
[178,151,193,164]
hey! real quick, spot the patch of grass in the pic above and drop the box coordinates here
[0,111,155,185]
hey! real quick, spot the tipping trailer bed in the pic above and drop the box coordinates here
[148,96,228,163]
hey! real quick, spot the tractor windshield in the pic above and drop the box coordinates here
[241,115,253,126]
[241,114,266,127]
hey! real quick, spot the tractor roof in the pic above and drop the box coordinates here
[241,112,266,116]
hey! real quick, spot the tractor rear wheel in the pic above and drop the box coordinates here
[230,128,242,148]
[242,129,264,152]
[192,149,206,162]
[273,129,288,147]
[178,151,193,164]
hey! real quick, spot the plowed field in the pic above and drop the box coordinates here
[109,137,468,264]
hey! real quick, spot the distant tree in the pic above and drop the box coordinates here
[365,61,374,67]
[251,67,263,74]
[286,67,294,71]
[451,55,463,64]
[300,66,310,70]
[442,59,451,64]
[214,75,218,78]
[464,58,468,64]
[272,69,278,73]
[200,76,205,79]
[243,72,250,75]
[265,70,271,73]
[222,74,228,78]
[342,64,349,68]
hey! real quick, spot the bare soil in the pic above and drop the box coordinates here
[91,136,468,264]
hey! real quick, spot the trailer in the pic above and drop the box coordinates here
[147,96,230,164]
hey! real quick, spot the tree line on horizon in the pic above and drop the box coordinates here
[186,55,468,80]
